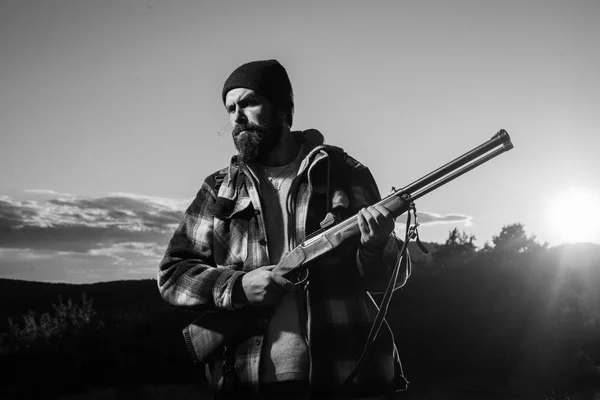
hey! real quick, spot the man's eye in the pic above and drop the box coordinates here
[243,99,259,107]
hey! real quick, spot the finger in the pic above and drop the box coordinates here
[367,206,386,225]
[369,206,395,229]
[271,274,297,291]
[370,205,396,233]
[363,207,379,234]
[262,265,276,271]
[358,209,370,235]
[374,206,396,232]
[372,204,392,219]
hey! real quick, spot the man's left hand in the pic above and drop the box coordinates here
[358,205,395,252]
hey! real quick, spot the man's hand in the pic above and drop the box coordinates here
[233,265,296,307]
[358,205,395,252]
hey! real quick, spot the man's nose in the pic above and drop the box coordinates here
[232,108,247,125]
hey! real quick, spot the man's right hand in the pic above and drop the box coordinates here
[233,265,296,307]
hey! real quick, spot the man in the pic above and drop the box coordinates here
[158,59,410,399]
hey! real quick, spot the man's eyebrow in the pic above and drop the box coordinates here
[225,92,260,109]
[226,93,250,105]
[239,93,258,102]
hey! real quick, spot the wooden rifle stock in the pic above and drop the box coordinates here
[183,130,514,364]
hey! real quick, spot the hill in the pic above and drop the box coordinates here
[0,240,437,330]
[0,243,599,399]
[0,278,168,332]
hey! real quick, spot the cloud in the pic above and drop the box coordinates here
[0,247,60,261]
[107,192,192,211]
[412,211,472,225]
[87,242,167,266]
[0,191,189,282]
[394,211,472,231]
[0,192,189,253]
[23,189,75,197]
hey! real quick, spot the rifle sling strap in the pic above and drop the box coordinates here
[340,202,418,393]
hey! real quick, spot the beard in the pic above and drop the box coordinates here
[232,115,284,164]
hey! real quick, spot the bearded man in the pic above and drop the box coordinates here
[158,59,411,399]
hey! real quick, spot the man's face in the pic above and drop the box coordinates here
[225,88,285,164]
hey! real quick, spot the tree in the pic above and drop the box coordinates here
[433,227,477,265]
[491,223,547,253]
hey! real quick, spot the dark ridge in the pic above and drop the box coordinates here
[0,243,598,399]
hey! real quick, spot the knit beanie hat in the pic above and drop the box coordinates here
[222,59,294,126]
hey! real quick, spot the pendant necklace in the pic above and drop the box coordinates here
[262,146,303,190]
[263,163,294,190]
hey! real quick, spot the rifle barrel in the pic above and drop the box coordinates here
[411,145,508,201]
[381,129,512,206]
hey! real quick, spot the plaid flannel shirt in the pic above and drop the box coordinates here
[158,130,411,397]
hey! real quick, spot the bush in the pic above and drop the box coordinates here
[3,293,101,352]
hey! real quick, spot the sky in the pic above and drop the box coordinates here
[1,0,599,283]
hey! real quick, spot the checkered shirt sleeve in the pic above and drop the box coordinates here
[157,178,245,311]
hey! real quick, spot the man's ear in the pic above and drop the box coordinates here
[277,108,291,128]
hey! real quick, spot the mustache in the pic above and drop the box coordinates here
[232,123,268,136]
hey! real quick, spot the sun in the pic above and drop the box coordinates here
[547,188,600,244]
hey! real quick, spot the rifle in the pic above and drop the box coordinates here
[183,129,514,364]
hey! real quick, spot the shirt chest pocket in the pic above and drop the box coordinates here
[212,196,254,267]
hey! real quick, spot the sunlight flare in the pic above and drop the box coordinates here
[547,188,600,244]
